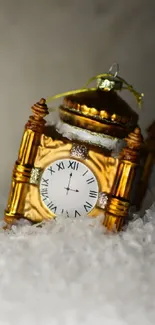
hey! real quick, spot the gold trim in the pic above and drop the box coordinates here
[23,135,119,222]
[63,99,130,125]
[103,127,143,231]
[59,107,127,138]
[4,99,49,224]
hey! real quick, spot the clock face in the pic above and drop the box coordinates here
[39,158,99,218]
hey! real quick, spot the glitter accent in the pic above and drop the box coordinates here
[97,192,108,209]
[30,167,42,185]
[97,78,115,91]
[70,143,88,160]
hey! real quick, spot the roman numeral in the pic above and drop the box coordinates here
[83,170,88,176]
[68,160,79,170]
[48,166,55,174]
[47,201,57,213]
[66,211,69,218]
[89,190,98,198]
[74,210,81,218]
[86,177,95,185]
[40,187,48,201]
[84,201,92,212]
[61,209,69,217]
[56,161,65,171]
[41,178,49,186]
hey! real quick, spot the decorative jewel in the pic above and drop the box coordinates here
[70,143,88,160]
[97,192,108,209]
[30,167,42,185]
[97,78,115,91]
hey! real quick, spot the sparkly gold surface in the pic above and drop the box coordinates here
[103,198,129,231]
[111,161,137,199]
[62,104,128,126]
[4,128,40,224]
[4,95,146,232]
[5,120,144,230]
[62,90,138,130]
[59,107,128,138]
[23,134,119,222]
[100,110,110,119]
[103,127,143,231]
[4,99,49,224]
[89,108,98,116]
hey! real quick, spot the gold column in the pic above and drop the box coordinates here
[4,98,49,224]
[103,127,143,231]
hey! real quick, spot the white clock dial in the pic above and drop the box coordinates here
[39,158,99,218]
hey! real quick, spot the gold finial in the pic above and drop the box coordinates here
[125,127,143,150]
[25,98,49,133]
[31,98,49,119]
[119,127,144,163]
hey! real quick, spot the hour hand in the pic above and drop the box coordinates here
[67,188,79,193]
[64,187,79,193]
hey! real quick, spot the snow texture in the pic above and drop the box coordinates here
[0,198,155,325]
[56,120,125,151]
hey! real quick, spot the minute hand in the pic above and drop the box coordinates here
[65,173,72,195]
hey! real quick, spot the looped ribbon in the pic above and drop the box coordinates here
[46,65,144,110]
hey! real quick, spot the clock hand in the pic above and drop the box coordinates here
[65,173,72,195]
[64,187,79,193]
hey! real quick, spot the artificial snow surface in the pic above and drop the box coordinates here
[56,120,122,150]
[0,203,155,325]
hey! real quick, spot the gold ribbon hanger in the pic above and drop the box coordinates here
[46,63,144,111]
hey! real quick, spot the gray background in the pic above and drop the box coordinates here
[1,0,155,205]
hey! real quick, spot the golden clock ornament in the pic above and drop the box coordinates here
[4,64,152,232]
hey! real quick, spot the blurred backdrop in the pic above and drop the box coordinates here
[0,0,155,207]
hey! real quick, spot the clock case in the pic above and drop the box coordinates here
[4,79,153,231]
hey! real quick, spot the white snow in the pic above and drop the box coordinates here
[56,120,122,150]
[0,199,155,325]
